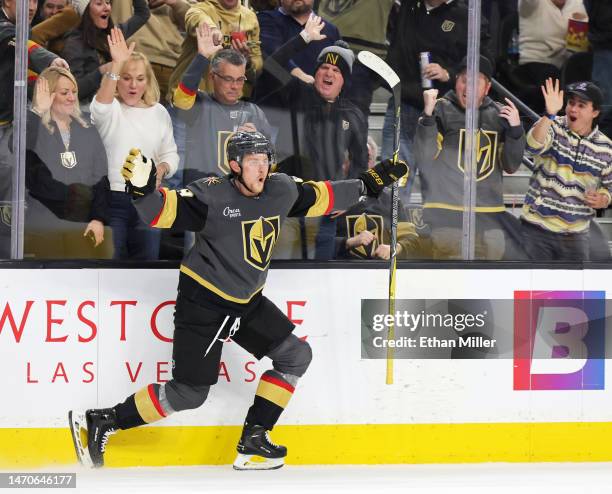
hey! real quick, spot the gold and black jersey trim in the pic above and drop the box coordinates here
[173,82,197,110]
[180,265,265,304]
[150,188,178,228]
[304,181,335,217]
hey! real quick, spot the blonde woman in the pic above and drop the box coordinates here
[90,27,178,260]
[26,66,111,258]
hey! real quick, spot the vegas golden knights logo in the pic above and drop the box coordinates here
[346,213,383,259]
[325,53,339,65]
[217,131,234,174]
[441,20,455,32]
[242,216,280,271]
[457,129,498,181]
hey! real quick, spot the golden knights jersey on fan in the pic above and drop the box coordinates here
[133,172,362,310]
[335,190,419,260]
[414,90,526,212]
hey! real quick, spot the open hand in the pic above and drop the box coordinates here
[303,14,326,42]
[541,78,564,116]
[107,27,135,65]
[33,76,55,115]
[196,23,222,59]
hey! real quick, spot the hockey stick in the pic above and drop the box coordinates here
[357,51,401,385]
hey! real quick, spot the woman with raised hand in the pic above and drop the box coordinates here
[26,66,111,258]
[90,27,178,260]
[60,0,150,105]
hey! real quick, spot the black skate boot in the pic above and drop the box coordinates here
[68,408,117,468]
[233,422,287,470]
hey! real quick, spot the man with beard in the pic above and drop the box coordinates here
[257,0,339,84]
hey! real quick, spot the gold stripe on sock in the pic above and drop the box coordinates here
[134,386,165,423]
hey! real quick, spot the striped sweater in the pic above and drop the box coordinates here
[522,116,612,234]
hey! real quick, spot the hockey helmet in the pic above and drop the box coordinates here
[226,131,276,171]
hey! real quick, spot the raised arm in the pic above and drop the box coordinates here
[94,27,135,105]
[498,97,526,173]
[31,5,80,47]
[172,23,220,110]
[414,89,442,165]
[118,0,151,38]
[262,14,327,84]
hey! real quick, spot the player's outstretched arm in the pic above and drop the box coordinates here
[287,159,407,218]
[122,149,209,231]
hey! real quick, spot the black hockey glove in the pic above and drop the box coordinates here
[122,148,157,198]
[360,158,409,197]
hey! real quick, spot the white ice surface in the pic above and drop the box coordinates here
[6,463,612,494]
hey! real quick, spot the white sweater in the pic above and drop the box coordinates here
[90,97,179,192]
[518,0,587,69]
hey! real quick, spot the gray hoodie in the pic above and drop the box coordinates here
[413,90,526,212]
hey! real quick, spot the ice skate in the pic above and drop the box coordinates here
[68,408,117,468]
[233,422,287,470]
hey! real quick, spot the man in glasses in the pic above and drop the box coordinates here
[173,23,272,186]
[521,79,612,260]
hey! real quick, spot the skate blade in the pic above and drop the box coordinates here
[68,411,94,468]
[232,453,284,471]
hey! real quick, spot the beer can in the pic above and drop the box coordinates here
[420,51,433,89]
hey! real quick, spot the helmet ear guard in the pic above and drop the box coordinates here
[226,131,276,176]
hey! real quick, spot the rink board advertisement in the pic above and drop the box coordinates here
[1,268,612,466]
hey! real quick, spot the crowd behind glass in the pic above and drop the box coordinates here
[2,0,611,262]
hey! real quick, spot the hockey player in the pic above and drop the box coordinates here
[68,131,407,470]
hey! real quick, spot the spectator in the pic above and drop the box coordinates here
[515,0,587,113]
[26,67,111,258]
[112,0,193,99]
[335,143,420,260]
[585,0,612,138]
[40,0,67,19]
[60,0,150,105]
[31,4,80,53]
[383,0,493,198]
[173,25,272,186]
[259,17,367,181]
[0,0,68,226]
[413,56,526,260]
[168,0,262,102]
[258,16,368,259]
[166,0,262,192]
[318,0,395,119]
[90,28,178,260]
[257,0,339,84]
[521,79,612,261]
